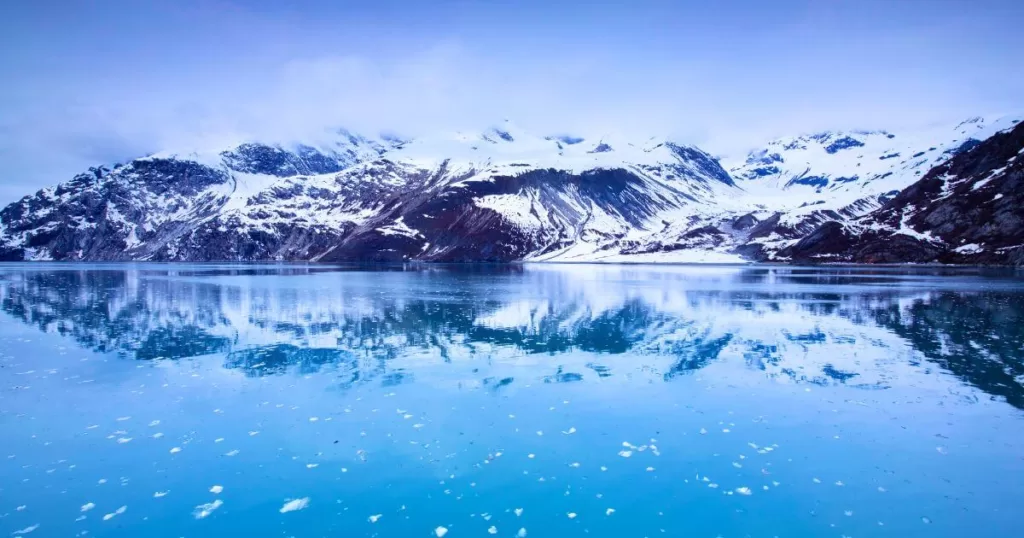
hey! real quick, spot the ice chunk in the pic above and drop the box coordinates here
[280,498,310,513]
[193,499,223,519]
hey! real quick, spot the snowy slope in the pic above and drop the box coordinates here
[728,115,1019,209]
[782,119,1024,265]
[1,115,1021,264]
[722,114,1022,259]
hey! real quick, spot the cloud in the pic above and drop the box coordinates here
[1,1,1022,205]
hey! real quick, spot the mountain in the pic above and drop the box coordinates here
[0,116,1021,264]
[783,119,1024,265]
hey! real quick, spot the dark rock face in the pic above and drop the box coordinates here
[323,167,693,262]
[824,136,865,154]
[786,121,1024,265]
[221,142,379,177]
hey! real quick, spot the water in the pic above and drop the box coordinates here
[1,263,1023,538]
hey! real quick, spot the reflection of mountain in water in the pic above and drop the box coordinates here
[867,292,1024,408]
[0,265,1022,407]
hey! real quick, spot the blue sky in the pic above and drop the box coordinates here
[1,0,1022,202]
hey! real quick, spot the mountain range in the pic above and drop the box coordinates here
[1,115,1021,264]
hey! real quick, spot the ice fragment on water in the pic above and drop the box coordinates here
[280,498,310,513]
[193,499,223,519]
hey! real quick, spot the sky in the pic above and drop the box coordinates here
[1,0,1022,203]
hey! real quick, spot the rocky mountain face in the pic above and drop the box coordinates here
[0,117,1020,264]
[785,120,1024,265]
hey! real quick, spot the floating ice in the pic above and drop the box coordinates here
[736,487,752,496]
[606,508,615,515]
[368,514,382,523]
[434,526,448,537]
[280,498,310,513]
[488,526,498,534]
[169,447,182,454]
[154,491,169,498]
[11,525,39,535]
[567,512,577,519]
[81,503,95,512]
[514,508,523,516]
[103,506,127,521]
[210,485,223,494]
[193,499,223,519]
[618,450,632,458]
[517,528,527,537]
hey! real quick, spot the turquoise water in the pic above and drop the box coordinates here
[1,264,1023,537]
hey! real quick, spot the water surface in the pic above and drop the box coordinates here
[1,263,1023,537]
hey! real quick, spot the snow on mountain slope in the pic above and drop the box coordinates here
[0,131,399,261]
[312,121,746,262]
[728,115,1020,210]
[782,118,1024,265]
[1,115,1021,264]
[724,114,1022,259]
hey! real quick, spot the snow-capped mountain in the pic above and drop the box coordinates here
[784,118,1024,265]
[0,115,1021,264]
[724,115,1021,259]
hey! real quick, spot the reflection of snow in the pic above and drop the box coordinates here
[0,264,1019,406]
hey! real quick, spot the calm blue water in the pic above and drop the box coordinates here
[1,264,1023,538]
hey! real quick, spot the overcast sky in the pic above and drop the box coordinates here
[1,0,1022,203]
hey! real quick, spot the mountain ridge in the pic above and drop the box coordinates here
[1,115,1021,264]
